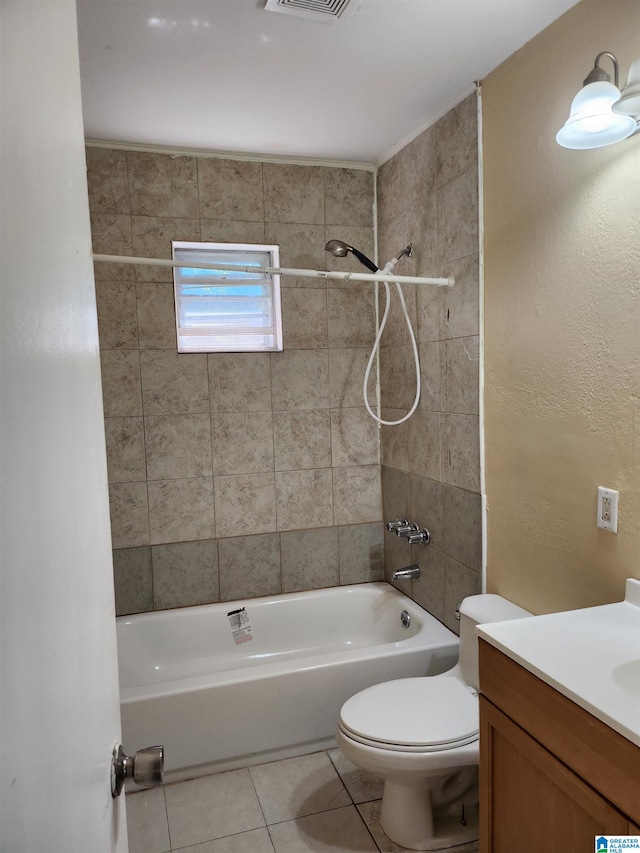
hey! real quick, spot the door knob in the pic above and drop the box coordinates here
[111,743,164,797]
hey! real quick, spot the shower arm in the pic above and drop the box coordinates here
[92,253,455,288]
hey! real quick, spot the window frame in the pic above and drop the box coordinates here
[172,240,283,353]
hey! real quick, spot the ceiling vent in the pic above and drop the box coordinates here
[264,0,360,25]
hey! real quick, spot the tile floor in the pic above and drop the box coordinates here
[126,748,480,853]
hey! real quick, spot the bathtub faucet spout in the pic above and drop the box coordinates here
[392,565,420,581]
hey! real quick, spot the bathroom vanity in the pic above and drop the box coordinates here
[477,579,640,850]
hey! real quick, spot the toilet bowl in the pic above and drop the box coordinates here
[337,593,531,851]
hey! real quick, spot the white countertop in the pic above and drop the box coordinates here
[477,578,640,748]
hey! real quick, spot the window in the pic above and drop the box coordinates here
[172,241,283,353]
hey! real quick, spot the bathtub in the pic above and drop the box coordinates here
[117,582,459,783]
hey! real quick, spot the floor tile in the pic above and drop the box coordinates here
[249,751,352,824]
[268,805,378,852]
[172,827,276,853]
[164,769,265,849]
[357,800,480,852]
[328,748,385,804]
[125,787,170,853]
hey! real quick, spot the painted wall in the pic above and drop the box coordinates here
[377,94,482,634]
[87,150,383,614]
[0,3,126,850]
[483,0,640,613]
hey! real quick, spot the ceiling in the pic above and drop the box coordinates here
[77,0,579,165]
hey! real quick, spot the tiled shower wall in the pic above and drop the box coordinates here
[86,149,384,615]
[377,93,481,634]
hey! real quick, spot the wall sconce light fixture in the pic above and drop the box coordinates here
[556,52,640,149]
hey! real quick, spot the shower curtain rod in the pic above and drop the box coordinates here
[92,253,455,288]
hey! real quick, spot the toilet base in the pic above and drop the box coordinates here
[380,777,479,851]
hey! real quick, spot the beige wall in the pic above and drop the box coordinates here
[377,94,482,634]
[87,149,383,614]
[483,0,640,613]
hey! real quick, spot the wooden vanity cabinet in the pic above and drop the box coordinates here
[479,639,640,851]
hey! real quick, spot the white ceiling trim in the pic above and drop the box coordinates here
[84,138,376,172]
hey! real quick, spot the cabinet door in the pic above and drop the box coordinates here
[480,697,628,852]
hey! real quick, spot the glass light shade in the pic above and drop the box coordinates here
[613,58,640,118]
[556,80,637,149]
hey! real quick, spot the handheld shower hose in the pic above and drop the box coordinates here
[324,241,421,427]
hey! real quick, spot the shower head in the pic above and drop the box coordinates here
[324,239,378,273]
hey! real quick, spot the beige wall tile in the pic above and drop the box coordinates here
[410,547,445,624]
[271,349,329,411]
[436,93,478,190]
[90,212,132,255]
[338,523,384,585]
[437,166,479,264]
[95,280,139,350]
[263,163,324,224]
[218,533,281,600]
[208,352,272,413]
[324,168,374,227]
[275,469,333,531]
[281,528,339,592]
[141,350,210,415]
[409,474,444,552]
[281,287,328,349]
[443,484,482,570]
[444,556,481,634]
[273,410,331,471]
[105,417,146,484]
[328,348,372,409]
[441,336,479,415]
[379,346,413,411]
[440,413,480,492]
[100,350,143,417]
[200,219,266,244]
[136,283,177,349]
[332,465,381,525]
[148,477,215,544]
[327,288,376,348]
[264,222,327,289]
[112,547,153,617]
[214,473,276,538]
[211,412,274,475]
[380,411,409,471]
[330,408,378,467]
[418,341,442,412]
[439,252,480,340]
[145,414,212,481]
[417,275,441,343]
[198,158,264,222]
[86,147,130,215]
[381,465,410,523]
[127,152,198,218]
[109,482,150,548]
[131,215,200,282]
[152,539,219,610]
[407,411,441,481]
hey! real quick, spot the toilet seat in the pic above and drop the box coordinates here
[339,676,479,753]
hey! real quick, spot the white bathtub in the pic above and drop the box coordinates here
[117,582,459,782]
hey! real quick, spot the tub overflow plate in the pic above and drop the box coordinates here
[401,610,411,629]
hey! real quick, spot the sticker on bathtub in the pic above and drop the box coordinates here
[227,607,253,645]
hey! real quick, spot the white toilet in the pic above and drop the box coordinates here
[336,593,531,851]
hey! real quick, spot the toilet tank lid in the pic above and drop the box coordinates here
[459,593,531,624]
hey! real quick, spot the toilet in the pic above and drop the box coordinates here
[336,594,531,851]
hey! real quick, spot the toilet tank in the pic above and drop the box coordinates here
[458,594,531,691]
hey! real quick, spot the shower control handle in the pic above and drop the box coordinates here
[111,743,164,798]
[386,518,409,532]
[406,528,431,545]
